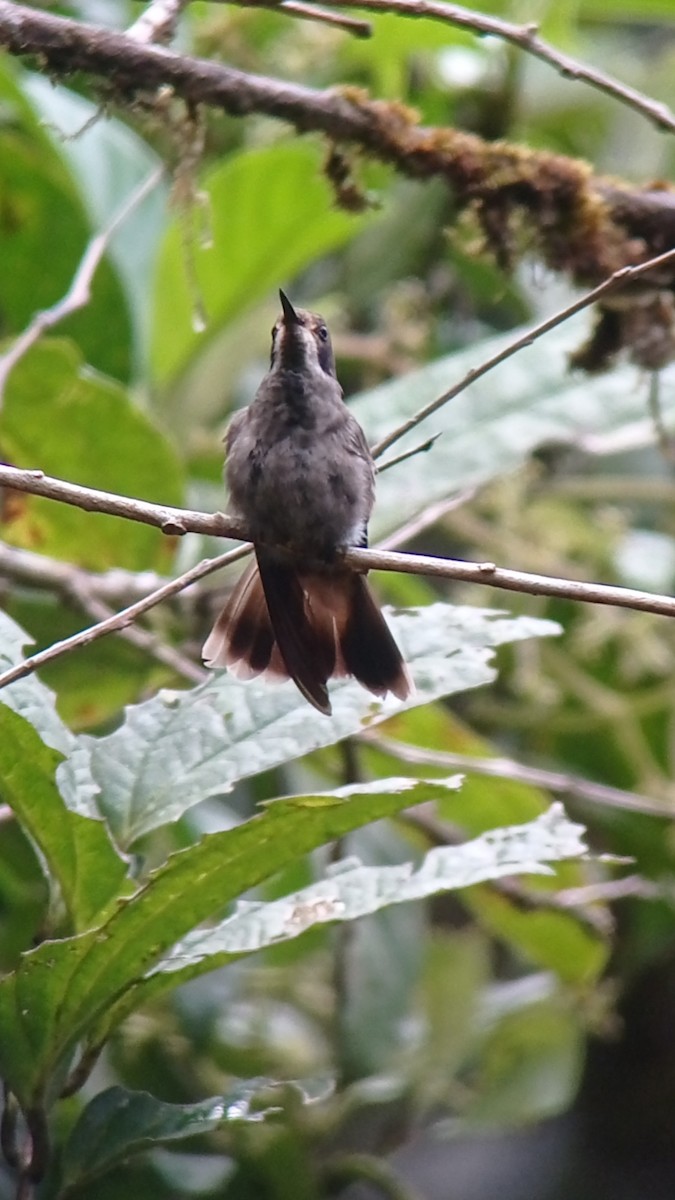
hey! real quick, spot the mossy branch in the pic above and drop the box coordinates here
[1,0,675,366]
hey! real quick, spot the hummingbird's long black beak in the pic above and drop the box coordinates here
[279,289,301,326]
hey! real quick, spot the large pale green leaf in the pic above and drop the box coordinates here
[151,142,368,385]
[0,778,461,1105]
[358,314,675,538]
[1,340,183,570]
[0,610,74,758]
[80,604,559,846]
[0,707,128,931]
[466,994,583,1125]
[148,803,585,985]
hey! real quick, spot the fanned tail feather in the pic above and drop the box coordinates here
[203,551,413,715]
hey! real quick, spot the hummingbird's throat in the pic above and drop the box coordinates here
[278,323,313,372]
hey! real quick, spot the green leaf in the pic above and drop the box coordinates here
[1,340,184,570]
[82,604,559,846]
[20,72,166,377]
[357,314,675,539]
[467,994,583,1124]
[151,142,367,385]
[0,777,460,1105]
[0,64,133,382]
[61,1080,294,1193]
[467,886,609,985]
[415,930,491,1106]
[0,706,128,931]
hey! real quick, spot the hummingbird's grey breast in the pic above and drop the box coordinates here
[226,355,375,559]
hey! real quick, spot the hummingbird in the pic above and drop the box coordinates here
[202,290,412,715]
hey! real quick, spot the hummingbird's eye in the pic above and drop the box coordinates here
[317,325,329,342]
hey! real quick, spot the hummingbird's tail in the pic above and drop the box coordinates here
[202,549,412,715]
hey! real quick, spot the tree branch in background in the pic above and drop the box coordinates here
[2,0,675,371]
[367,734,672,819]
[66,582,207,684]
[0,542,209,681]
[245,0,372,36]
[0,542,172,607]
[0,544,251,691]
[311,0,675,135]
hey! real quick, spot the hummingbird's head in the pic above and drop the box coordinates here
[271,290,337,378]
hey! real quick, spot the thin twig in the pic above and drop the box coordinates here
[376,432,441,474]
[364,734,673,819]
[0,539,205,681]
[69,584,207,683]
[0,468,237,537]
[317,0,675,135]
[237,0,372,36]
[555,875,660,908]
[0,166,165,401]
[371,245,675,459]
[5,467,675,622]
[282,1,371,35]
[0,545,251,692]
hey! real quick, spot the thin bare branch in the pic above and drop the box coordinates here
[316,0,675,136]
[69,584,207,683]
[376,432,441,474]
[371,245,675,460]
[0,545,250,692]
[0,166,165,401]
[237,0,372,37]
[647,371,675,463]
[365,734,673,819]
[0,467,240,537]
[4,466,675,622]
[555,876,660,907]
[0,544,226,680]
